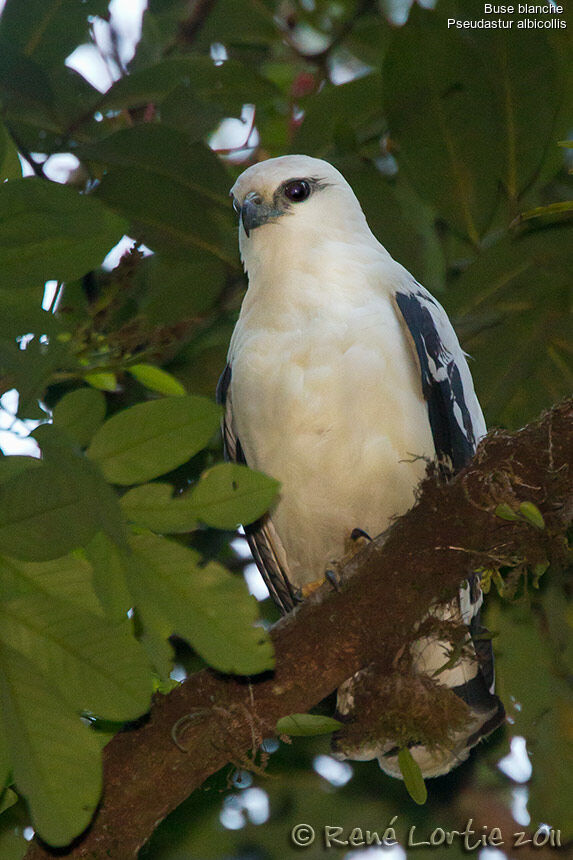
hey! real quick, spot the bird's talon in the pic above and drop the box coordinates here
[350,528,372,542]
[325,569,341,591]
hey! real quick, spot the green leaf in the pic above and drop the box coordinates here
[84,532,132,622]
[84,371,118,392]
[0,179,128,291]
[0,38,55,116]
[0,552,102,615]
[138,622,175,683]
[0,130,22,181]
[397,747,428,805]
[129,533,274,675]
[0,789,18,816]
[100,56,278,118]
[0,644,102,846]
[127,364,186,397]
[0,593,151,721]
[295,75,384,157]
[188,463,280,529]
[80,126,237,266]
[87,395,221,486]
[52,388,107,447]
[136,253,225,326]
[0,425,126,562]
[122,465,279,533]
[188,0,279,48]
[383,6,502,241]
[0,463,101,561]
[487,41,563,195]
[518,501,545,530]
[276,714,343,736]
[446,222,573,427]
[494,503,521,522]
[35,423,128,545]
[0,457,41,484]
[0,0,109,70]
[449,0,567,199]
[0,719,10,796]
[121,483,198,534]
[0,123,7,179]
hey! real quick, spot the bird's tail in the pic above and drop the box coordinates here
[333,575,505,778]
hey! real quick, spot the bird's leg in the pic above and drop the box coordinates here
[325,527,373,590]
[300,528,373,600]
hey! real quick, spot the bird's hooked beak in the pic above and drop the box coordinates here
[240,191,264,237]
[234,190,283,237]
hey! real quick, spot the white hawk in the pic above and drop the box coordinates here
[218,155,505,778]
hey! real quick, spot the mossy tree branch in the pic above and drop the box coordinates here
[25,399,573,860]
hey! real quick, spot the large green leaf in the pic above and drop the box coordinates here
[0,125,22,181]
[0,179,128,291]
[121,483,199,533]
[127,364,186,397]
[87,395,221,486]
[0,39,55,118]
[84,532,132,623]
[0,644,102,846]
[0,552,101,615]
[0,592,151,721]
[383,6,502,241]
[473,28,564,201]
[129,533,275,675]
[0,289,64,340]
[100,56,279,118]
[121,463,279,532]
[52,388,107,447]
[136,253,226,326]
[295,74,384,157]
[79,126,237,265]
[0,427,126,561]
[187,463,280,529]
[190,0,278,47]
[446,222,573,427]
[0,0,109,70]
[0,457,41,485]
[441,0,569,198]
[0,462,101,561]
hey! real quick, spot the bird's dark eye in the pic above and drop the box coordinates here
[283,179,311,203]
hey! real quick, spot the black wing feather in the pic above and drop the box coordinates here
[395,290,476,474]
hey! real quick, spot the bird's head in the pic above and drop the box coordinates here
[230,155,372,269]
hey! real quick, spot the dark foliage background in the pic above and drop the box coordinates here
[0,0,571,857]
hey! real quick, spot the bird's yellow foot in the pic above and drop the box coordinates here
[325,528,373,590]
[300,578,327,599]
[300,530,373,600]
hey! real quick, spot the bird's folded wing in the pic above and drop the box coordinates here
[216,363,298,612]
[394,284,485,476]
